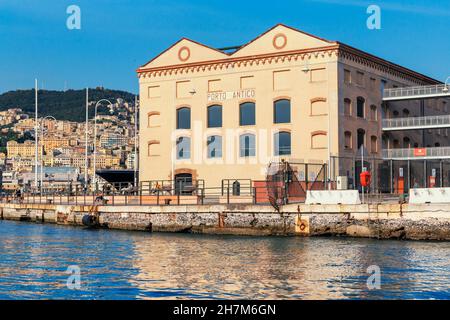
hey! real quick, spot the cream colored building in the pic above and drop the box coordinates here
[137,24,443,187]
[41,137,70,153]
[7,140,42,158]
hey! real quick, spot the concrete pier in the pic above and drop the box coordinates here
[1,203,450,240]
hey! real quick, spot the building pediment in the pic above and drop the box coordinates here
[139,38,229,70]
[137,24,335,74]
[232,24,334,58]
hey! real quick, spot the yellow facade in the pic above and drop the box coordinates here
[41,138,70,153]
[7,140,42,158]
[137,24,441,186]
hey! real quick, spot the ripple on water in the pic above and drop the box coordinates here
[0,220,450,299]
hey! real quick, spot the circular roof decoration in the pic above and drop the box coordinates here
[178,46,191,62]
[273,33,287,50]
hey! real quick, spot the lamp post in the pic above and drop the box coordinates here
[134,96,139,191]
[84,88,88,190]
[86,99,113,191]
[34,79,39,192]
[443,76,450,93]
[39,116,57,192]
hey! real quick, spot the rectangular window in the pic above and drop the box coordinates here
[344,69,351,84]
[310,68,326,82]
[240,76,255,89]
[208,79,221,92]
[356,71,364,86]
[148,86,161,98]
[273,70,291,90]
[176,81,191,99]
[380,80,387,96]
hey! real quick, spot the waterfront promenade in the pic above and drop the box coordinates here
[1,201,450,241]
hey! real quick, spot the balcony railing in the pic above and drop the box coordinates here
[383,84,449,101]
[382,147,450,160]
[382,115,450,131]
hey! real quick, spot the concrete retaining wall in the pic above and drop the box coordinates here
[1,202,450,240]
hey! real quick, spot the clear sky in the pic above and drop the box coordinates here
[0,0,449,94]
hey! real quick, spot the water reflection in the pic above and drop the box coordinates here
[0,220,449,300]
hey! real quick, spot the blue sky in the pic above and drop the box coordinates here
[0,0,449,94]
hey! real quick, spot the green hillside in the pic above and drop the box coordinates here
[0,88,136,122]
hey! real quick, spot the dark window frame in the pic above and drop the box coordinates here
[273,99,291,124]
[207,135,222,158]
[176,107,191,129]
[239,133,256,157]
[207,105,222,128]
[274,131,291,156]
[239,102,256,126]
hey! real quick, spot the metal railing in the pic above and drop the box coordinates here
[383,84,450,101]
[382,147,450,160]
[382,114,450,131]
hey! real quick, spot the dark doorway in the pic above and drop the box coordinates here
[174,173,193,195]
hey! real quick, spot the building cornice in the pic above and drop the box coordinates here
[336,43,440,85]
[137,43,440,86]
[137,45,340,78]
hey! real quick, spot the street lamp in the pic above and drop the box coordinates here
[34,79,39,192]
[133,96,139,191]
[443,77,450,93]
[86,99,113,191]
[39,116,57,192]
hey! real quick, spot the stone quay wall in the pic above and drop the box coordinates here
[1,202,450,240]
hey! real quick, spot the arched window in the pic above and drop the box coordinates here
[147,111,160,127]
[311,131,327,149]
[393,139,400,149]
[382,134,389,149]
[207,135,222,158]
[344,131,352,150]
[274,131,291,156]
[239,133,256,157]
[176,107,191,129]
[207,105,222,128]
[370,136,378,153]
[370,105,377,121]
[356,97,365,118]
[176,136,190,159]
[357,128,365,149]
[239,102,255,126]
[147,141,160,157]
[403,137,411,148]
[273,99,291,124]
[344,98,352,116]
[310,98,327,116]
